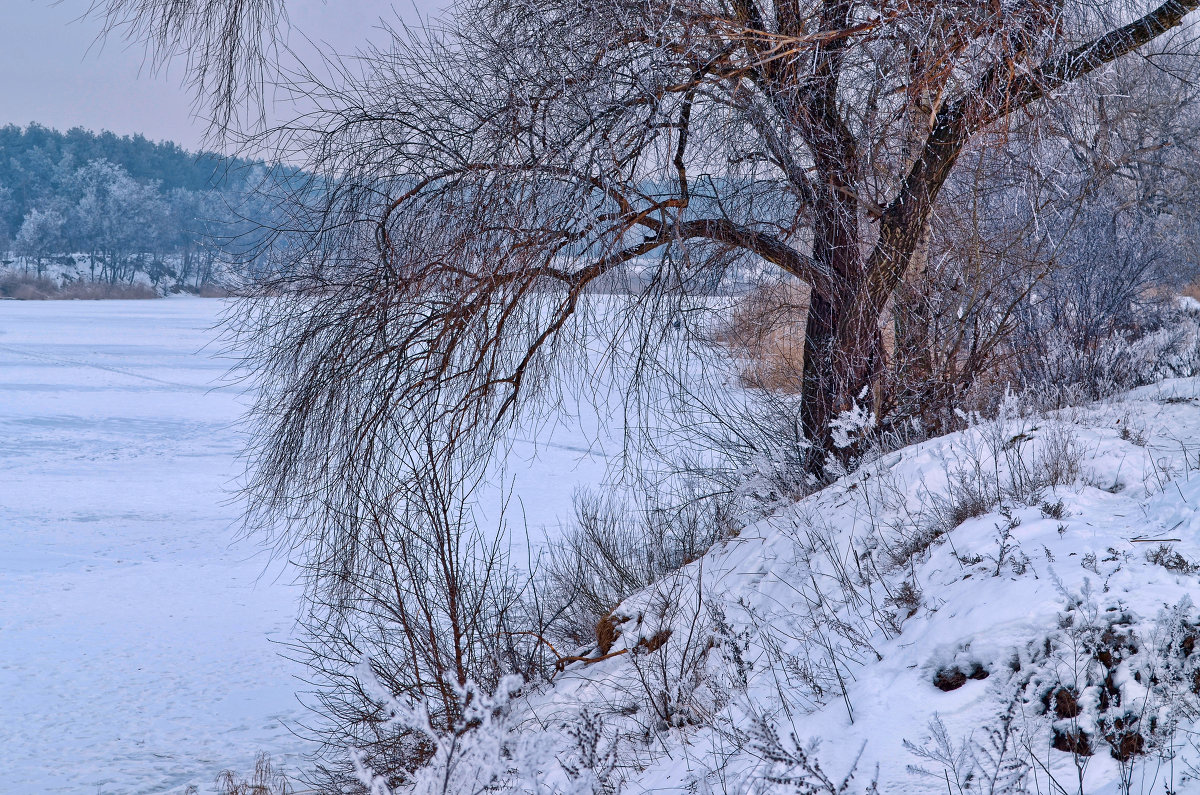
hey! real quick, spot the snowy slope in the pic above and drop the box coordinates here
[394,377,1200,795]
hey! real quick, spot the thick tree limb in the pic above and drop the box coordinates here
[987,0,1200,127]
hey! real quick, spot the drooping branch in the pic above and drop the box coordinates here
[94,0,284,132]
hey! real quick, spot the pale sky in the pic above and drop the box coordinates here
[1,1,446,152]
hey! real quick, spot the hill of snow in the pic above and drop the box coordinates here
[383,377,1200,795]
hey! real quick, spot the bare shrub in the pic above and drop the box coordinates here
[215,753,293,795]
[1001,421,1082,504]
[543,489,731,652]
[290,439,534,793]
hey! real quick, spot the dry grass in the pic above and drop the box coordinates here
[213,752,293,795]
[719,283,906,394]
[197,282,235,297]
[0,274,60,299]
[718,282,810,392]
[0,273,158,300]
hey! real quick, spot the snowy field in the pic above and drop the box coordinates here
[0,299,607,793]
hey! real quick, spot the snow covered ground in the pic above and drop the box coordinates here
[392,377,1200,795]
[0,298,607,793]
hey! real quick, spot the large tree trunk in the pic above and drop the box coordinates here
[800,280,888,460]
[799,100,969,458]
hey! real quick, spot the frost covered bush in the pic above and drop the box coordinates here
[751,721,880,795]
[541,489,733,656]
[1012,303,1200,409]
[1002,184,1200,410]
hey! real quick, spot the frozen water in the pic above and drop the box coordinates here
[0,299,308,793]
[0,297,608,793]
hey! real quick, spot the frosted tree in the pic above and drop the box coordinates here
[14,207,66,277]
[69,160,169,283]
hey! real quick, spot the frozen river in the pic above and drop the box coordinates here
[0,299,607,793]
[0,299,307,793]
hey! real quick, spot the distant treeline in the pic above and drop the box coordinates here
[0,124,293,288]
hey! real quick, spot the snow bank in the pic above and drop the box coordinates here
[387,377,1200,794]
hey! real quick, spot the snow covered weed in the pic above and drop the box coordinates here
[905,583,1200,795]
[211,753,294,795]
[345,671,627,795]
[1015,303,1200,412]
[750,720,880,795]
[886,400,1083,569]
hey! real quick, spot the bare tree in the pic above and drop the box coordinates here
[99,0,1200,458]
[91,2,1200,788]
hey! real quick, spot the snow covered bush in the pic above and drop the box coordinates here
[542,489,734,653]
[290,436,541,793]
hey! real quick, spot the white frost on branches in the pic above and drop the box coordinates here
[829,400,877,450]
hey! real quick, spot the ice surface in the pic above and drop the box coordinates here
[0,298,609,793]
[0,299,309,793]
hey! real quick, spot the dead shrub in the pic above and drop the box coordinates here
[215,753,293,795]
[0,273,160,300]
[543,489,729,651]
[635,628,672,654]
[1145,544,1200,575]
[596,613,620,654]
[1052,687,1081,719]
[716,281,808,392]
[1051,726,1094,756]
[933,667,968,692]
